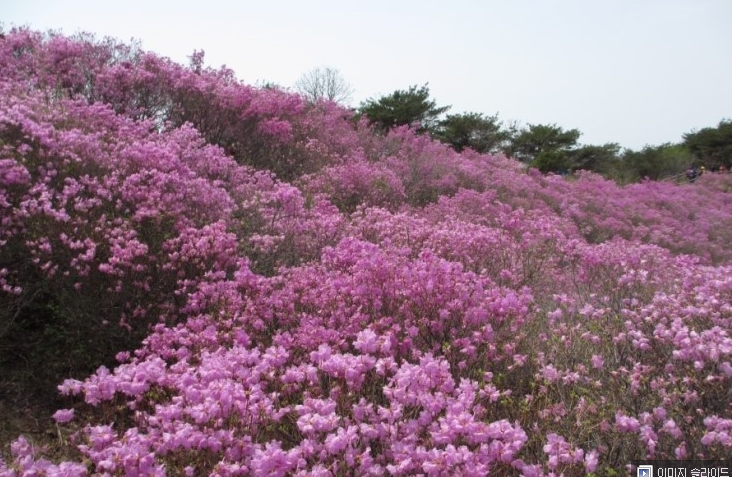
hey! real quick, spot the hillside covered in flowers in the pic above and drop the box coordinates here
[1,29,732,476]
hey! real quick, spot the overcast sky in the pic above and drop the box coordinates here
[2,0,731,150]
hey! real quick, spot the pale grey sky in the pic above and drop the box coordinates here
[2,0,730,150]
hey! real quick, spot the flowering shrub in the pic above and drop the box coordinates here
[0,29,357,181]
[2,29,732,476]
[301,151,406,213]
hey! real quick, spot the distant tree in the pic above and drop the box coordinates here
[295,67,353,104]
[358,84,449,134]
[532,150,573,174]
[621,143,692,181]
[683,119,732,169]
[434,112,508,153]
[507,123,581,167]
[569,143,621,172]
[256,79,285,91]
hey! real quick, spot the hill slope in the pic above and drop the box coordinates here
[1,29,732,476]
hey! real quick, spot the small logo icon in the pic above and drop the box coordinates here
[638,465,653,477]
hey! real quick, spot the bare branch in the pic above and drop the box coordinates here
[294,67,353,105]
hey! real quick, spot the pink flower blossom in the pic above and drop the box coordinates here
[52,408,75,423]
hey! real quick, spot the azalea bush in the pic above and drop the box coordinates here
[2,28,732,476]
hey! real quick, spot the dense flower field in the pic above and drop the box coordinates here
[1,29,732,476]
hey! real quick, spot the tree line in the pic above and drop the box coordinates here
[296,68,731,183]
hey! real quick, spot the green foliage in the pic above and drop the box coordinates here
[568,143,621,173]
[434,112,509,153]
[358,84,450,134]
[621,143,692,181]
[532,149,571,173]
[683,119,732,168]
[508,123,581,166]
